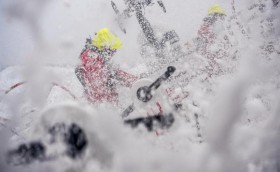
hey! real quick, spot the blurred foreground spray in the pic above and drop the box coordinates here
[5,0,56,108]
[0,0,280,172]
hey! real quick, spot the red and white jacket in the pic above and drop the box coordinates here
[79,48,138,104]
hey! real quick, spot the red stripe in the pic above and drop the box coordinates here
[5,81,26,94]
[4,81,77,100]
[52,82,77,100]
[156,102,163,113]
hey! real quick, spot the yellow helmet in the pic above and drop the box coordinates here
[208,4,226,15]
[92,28,123,50]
